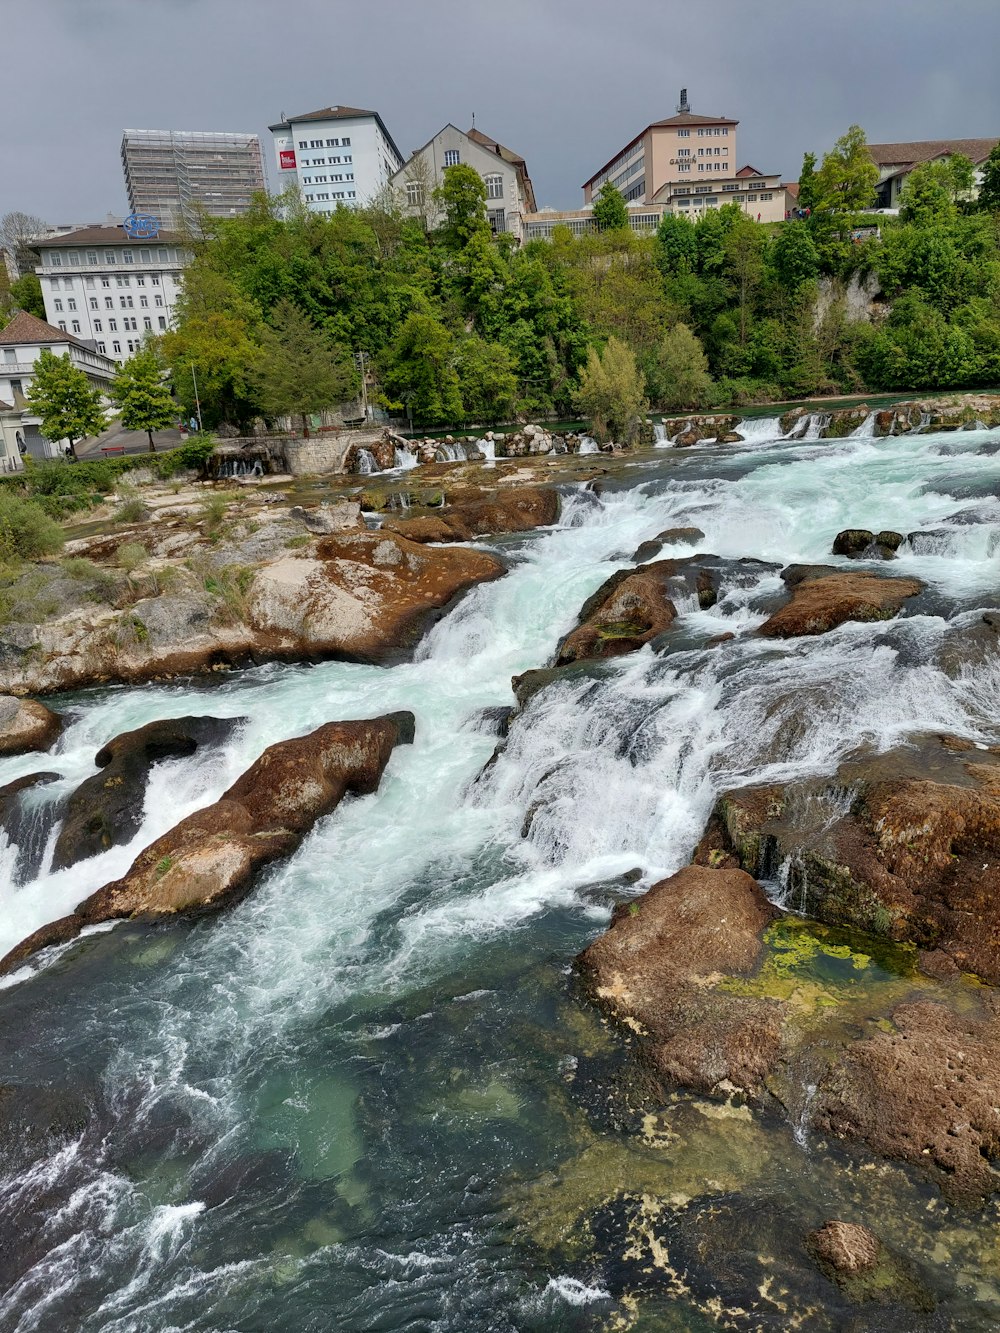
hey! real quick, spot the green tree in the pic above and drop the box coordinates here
[25,349,106,458]
[724,215,768,344]
[253,298,357,434]
[592,182,630,233]
[109,347,177,452]
[978,144,1000,213]
[772,223,820,288]
[454,336,518,423]
[797,152,818,214]
[815,125,879,212]
[655,213,698,276]
[434,164,490,249]
[652,323,712,409]
[574,336,648,444]
[161,270,263,430]
[381,313,463,426]
[9,272,45,319]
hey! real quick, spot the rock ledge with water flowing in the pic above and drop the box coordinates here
[758,570,924,638]
[0,712,415,977]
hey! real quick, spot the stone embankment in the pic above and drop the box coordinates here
[0,712,414,976]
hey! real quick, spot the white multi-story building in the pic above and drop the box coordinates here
[390,124,537,240]
[0,310,118,463]
[268,105,403,213]
[33,224,189,362]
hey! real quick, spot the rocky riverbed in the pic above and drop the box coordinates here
[3,413,1000,1330]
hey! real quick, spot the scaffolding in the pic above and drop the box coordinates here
[121,129,266,231]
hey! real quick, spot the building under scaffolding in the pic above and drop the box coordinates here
[121,128,266,231]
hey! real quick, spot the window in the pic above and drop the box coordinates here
[3,350,14,363]
[86,250,98,264]
[105,297,113,309]
[678,129,690,138]
[154,295,163,307]
[157,248,167,261]
[158,316,166,330]
[325,137,339,147]
[85,276,95,288]
[68,249,79,264]
[123,249,134,264]
[140,248,151,261]
[444,149,460,166]
[310,138,322,148]
[151,275,160,286]
[54,299,63,311]
[139,295,148,308]
[90,297,99,309]
[747,193,758,202]
[109,318,118,331]
[343,154,352,163]
[143,316,152,329]
[94,320,102,332]
[67,298,77,311]
[485,175,503,199]
[342,137,350,146]
[71,320,81,333]
[761,193,773,201]
[105,251,115,264]
[136,277,145,287]
[58,321,66,330]
[405,182,425,206]
[101,277,110,288]
[111,340,121,353]
[298,140,307,149]
[116,277,125,287]
[330,156,341,164]
[487,209,506,235]
[97,342,106,353]
[346,173,354,181]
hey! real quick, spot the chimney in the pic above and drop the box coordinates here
[677,88,690,114]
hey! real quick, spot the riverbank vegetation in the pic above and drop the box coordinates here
[153,128,1000,431]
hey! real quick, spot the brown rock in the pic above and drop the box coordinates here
[0,696,62,756]
[814,999,1000,1204]
[807,1221,882,1277]
[52,715,244,871]
[631,527,706,562]
[0,713,415,976]
[758,572,923,638]
[577,866,782,1097]
[694,738,1000,983]
[383,486,559,544]
[556,564,679,665]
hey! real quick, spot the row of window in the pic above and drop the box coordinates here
[48,246,175,267]
[306,191,356,201]
[60,294,165,311]
[301,174,354,184]
[590,142,644,192]
[298,155,352,166]
[60,312,168,338]
[50,273,168,290]
[97,339,150,355]
[298,137,351,148]
[404,172,504,207]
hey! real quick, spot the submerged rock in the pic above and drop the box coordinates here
[832,528,903,560]
[758,571,924,638]
[577,866,782,1098]
[631,526,706,563]
[0,695,62,756]
[52,715,245,871]
[0,712,415,976]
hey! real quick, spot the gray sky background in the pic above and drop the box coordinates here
[5,0,1000,223]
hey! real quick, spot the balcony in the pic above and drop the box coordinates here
[0,362,36,375]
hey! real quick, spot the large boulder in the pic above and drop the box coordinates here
[0,695,62,756]
[631,527,705,562]
[383,485,559,543]
[249,529,504,661]
[0,712,415,976]
[758,571,923,638]
[814,998,1000,1205]
[694,737,1000,982]
[577,866,782,1098]
[52,715,245,871]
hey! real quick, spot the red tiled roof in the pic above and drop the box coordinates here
[0,310,81,347]
[274,105,377,125]
[735,164,766,178]
[868,137,999,167]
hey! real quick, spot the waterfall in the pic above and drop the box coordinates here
[394,446,419,470]
[355,448,377,474]
[653,422,668,445]
[850,411,878,438]
[734,416,784,445]
[434,442,468,462]
[3,423,1000,1329]
[478,438,496,461]
[802,412,831,440]
[578,435,599,454]
[913,411,932,434]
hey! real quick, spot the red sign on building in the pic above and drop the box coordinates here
[279,149,297,170]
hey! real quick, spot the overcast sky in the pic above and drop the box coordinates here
[5,0,1000,223]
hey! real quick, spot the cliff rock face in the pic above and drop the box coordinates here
[0,713,415,976]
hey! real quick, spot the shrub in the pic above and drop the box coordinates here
[114,496,151,525]
[0,492,65,561]
[116,541,148,573]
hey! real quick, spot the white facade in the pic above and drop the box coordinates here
[269,106,403,214]
[34,226,188,362]
[390,125,536,240]
[0,312,118,462]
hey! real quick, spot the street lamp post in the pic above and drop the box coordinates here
[191,363,204,432]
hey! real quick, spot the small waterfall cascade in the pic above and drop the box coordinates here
[434,441,469,462]
[850,411,878,439]
[477,438,496,461]
[793,1083,818,1150]
[913,411,932,434]
[355,448,377,474]
[653,421,668,445]
[802,412,832,440]
[394,446,419,470]
[734,416,784,445]
[216,457,264,479]
[578,435,600,454]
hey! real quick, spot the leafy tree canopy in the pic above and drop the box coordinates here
[25,350,106,458]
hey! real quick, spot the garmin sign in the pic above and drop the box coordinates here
[123,213,160,239]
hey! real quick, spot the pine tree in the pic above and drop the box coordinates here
[253,299,357,435]
[25,349,106,459]
[109,347,177,452]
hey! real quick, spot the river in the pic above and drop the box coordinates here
[2,419,1000,1330]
